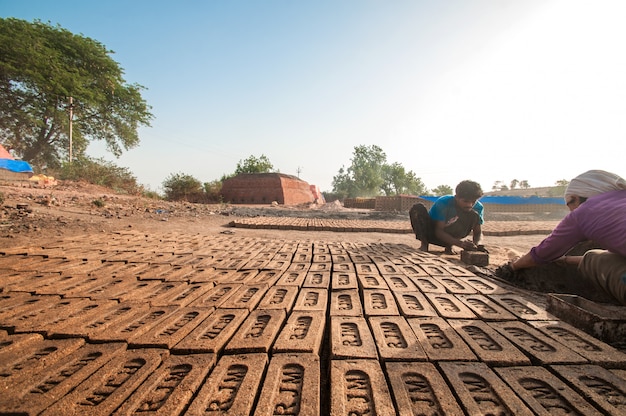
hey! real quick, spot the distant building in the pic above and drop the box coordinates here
[220,173,316,205]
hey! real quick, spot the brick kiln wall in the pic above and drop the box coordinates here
[221,173,314,205]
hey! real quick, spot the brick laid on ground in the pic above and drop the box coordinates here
[256,285,300,312]
[273,310,326,355]
[423,292,477,319]
[408,275,447,293]
[89,306,177,343]
[6,296,93,333]
[330,271,359,291]
[362,289,399,316]
[330,316,378,359]
[393,291,439,318]
[173,308,249,354]
[293,288,328,311]
[224,309,286,354]
[407,317,477,362]
[368,315,427,361]
[433,275,478,294]
[456,293,518,321]
[490,294,555,320]
[330,289,363,317]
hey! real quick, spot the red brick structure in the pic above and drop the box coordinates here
[220,173,315,205]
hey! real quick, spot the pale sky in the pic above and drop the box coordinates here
[2,0,625,193]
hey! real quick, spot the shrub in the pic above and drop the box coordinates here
[162,173,203,202]
[57,157,142,195]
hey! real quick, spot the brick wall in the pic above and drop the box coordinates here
[220,173,314,205]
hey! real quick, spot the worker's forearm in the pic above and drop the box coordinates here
[511,252,537,271]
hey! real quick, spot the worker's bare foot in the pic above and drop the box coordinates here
[419,243,429,252]
[444,246,455,255]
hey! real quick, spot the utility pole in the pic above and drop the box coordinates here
[68,97,74,163]
[296,166,302,178]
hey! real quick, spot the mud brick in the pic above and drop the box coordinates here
[331,253,350,263]
[266,259,292,270]
[175,309,247,354]
[330,289,363,317]
[0,294,60,327]
[368,316,426,361]
[489,320,587,364]
[255,353,320,416]
[407,317,477,361]
[309,261,332,272]
[256,285,299,312]
[357,273,389,291]
[41,348,168,416]
[331,271,359,291]
[496,366,603,415]
[189,268,237,283]
[292,251,313,263]
[129,307,213,348]
[457,294,517,321]
[91,261,151,278]
[252,269,284,286]
[490,294,555,320]
[103,278,163,302]
[449,319,531,365]
[293,288,328,311]
[362,289,399,316]
[393,292,438,318]
[0,342,126,415]
[4,296,92,333]
[439,362,534,416]
[276,270,307,286]
[272,251,294,262]
[0,291,37,313]
[48,273,103,296]
[240,258,270,270]
[398,263,428,278]
[303,270,331,289]
[224,309,286,354]
[420,263,451,276]
[330,359,396,416]
[186,353,267,416]
[424,293,477,319]
[112,353,216,416]
[385,362,464,416]
[0,337,85,390]
[433,275,478,294]
[147,281,213,307]
[464,275,509,294]
[220,283,267,311]
[273,310,326,355]
[134,263,186,280]
[460,249,490,267]
[408,275,447,293]
[0,332,43,354]
[28,272,98,295]
[330,316,378,359]
[332,262,356,274]
[189,282,241,308]
[287,262,311,273]
[382,274,417,292]
[355,262,379,275]
[349,253,371,263]
[552,364,626,415]
[90,306,177,343]
[69,276,128,299]
[376,262,403,276]
[530,320,626,367]
[2,271,63,292]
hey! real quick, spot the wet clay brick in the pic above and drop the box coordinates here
[330,289,363,317]
[432,276,478,294]
[407,317,477,362]
[251,269,284,286]
[293,288,328,311]
[0,294,61,327]
[173,308,249,354]
[220,283,268,310]
[464,275,509,294]
[530,320,626,367]
[368,316,426,361]
[273,310,326,355]
[382,274,417,292]
[408,275,447,293]
[330,316,378,359]
[489,320,587,364]
[0,337,85,390]
[449,319,531,366]
[357,273,389,290]
[419,264,449,277]
[129,307,214,349]
[495,366,603,416]
[41,348,168,416]
[276,270,307,286]
[186,353,267,416]
[393,291,439,318]
[552,364,626,415]
[219,269,262,284]
[398,264,429,278]
[113,353,216,416]
[89,306,177,343]
[255,353,320,416]
[362,289,399,316]
[0,342,126,415]
[303,270,331,288]
[0,332,43,355]
[439,362,534,416]
[189,283,241,308]
[330,359,396,416]
[376,262,403,275]
[257,285,299,312]
[355,263,379,276]
[457,294,517,321]
[461,249,489,267]
[332,262,356,273]
[6,296,93,333]
[423,293,477,319]
[385,362,464,416]
[224,309,287,354]
[38,300,118,337]
[490,294,555,320]
[331,271,359,291]
[149,281,213,307]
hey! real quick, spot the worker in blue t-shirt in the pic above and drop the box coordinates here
[409,180,484,254]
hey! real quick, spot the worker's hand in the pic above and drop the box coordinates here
[460,240,477,251]
[554,256,568,267]
[495,262,516,280]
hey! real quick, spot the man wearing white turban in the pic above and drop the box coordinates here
[508,170,626,305]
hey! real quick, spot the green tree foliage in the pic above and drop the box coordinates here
[431,184,453,196]
[162,173,203,202]
[0,18,153,170]
[234,154,275,174]
[332,145,426,198]
[58,156,142,195]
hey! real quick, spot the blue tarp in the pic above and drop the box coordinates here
[0,159,33,173]
[419,195,565,205]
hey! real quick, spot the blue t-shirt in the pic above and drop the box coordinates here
[429,195,484,225]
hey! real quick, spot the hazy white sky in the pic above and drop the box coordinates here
[3,0,625,193]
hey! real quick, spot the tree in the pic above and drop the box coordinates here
[332,145,387,198]
[162,173,203,201]
[0,18,153,170]
[510,179,519,189]
[519,180,530,189]
[234,154,275,174]
[381,162,427,196]
[431,184,453,196]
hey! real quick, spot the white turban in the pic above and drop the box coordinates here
[564,170,626,202]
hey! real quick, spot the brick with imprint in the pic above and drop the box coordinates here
[464,275,509,294]
[303,270,331,288]
[495,366,603,416]
[393,291,439,318]
[432,275,478,294]
[332,262,356,274]
[309,261,332,272]
[330,289,363,317]
[0,294,62,326]
[173,308,249,354]
[89,306,177,343]
[489,320,587,364]
[252,269,284,286]
[129,307,214,349]
[398,263,429,278]
[220,269,261,284]
[376,262,402,275]
[186,353,267,416]
[189,283,241,308]
[40,299,118,337]
[331,271,359,291]
[0,271,60,292]
[368,315,426,361]
[219,283,268,310]
[40,348,168,416]
[330,359,396,416]
[439,362,534,416]
[419,264,450,277]
[449,319,531,366]
[457,294,517,321]
[293,288,328,311]
[489,294,555,320]
[385,362,464,416]
[362,289,399,316]
[357,273,389,290]
[443,264,476,277]
[408,275,447,293]
[276,270,307,286]
[354,263,379,276]
[224,309,287,354]
[330,316,378,359]
[149,281,214,307]
[424,292,476,319]
[273,310,326,355]
[382,274,417,292]
[5,296,93,333]
[257,285,299,312]
[407,317,477,362]
[0,332,43,355]
[255,353,320,416]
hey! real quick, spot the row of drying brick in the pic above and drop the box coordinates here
[2,329,625,415]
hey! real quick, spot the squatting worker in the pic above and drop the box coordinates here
[409,180,484,254]
[509,169,626,305]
